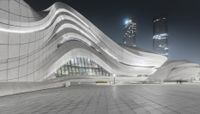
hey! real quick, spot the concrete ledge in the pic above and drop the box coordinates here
[0,82,64,97]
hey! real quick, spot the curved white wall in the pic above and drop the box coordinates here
[149,60,200,81]
[0,0,167,82]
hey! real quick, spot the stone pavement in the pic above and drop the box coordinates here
[0,84,200,114]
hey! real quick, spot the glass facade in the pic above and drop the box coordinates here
[56,57,111,77]
[153,17,168,56]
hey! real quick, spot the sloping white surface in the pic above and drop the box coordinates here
[149,60,200,81]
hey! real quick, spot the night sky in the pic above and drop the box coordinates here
[25,0,200,63]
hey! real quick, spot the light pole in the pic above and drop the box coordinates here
[113,74,116,85]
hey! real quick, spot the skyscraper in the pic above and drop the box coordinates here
[153,16,168,56]
[123,17,137,47]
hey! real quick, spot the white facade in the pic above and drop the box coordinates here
[149,60,200,81]
[0,0,167,82]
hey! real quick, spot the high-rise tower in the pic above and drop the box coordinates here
[153,16,168,56]
[123,17,137,47]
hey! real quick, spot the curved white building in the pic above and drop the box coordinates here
[0,0,167,82]
[149,60,200,82]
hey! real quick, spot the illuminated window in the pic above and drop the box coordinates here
[56,57,111,77]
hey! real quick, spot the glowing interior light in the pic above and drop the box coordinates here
[164,47,169,50]
[124,18,132,25]
[163,53,169,56]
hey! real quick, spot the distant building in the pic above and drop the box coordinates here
[123,17,137,47]
[153,16,168,56]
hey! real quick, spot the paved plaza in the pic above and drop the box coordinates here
[1,84,200,114]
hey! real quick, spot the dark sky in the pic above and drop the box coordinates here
[25,0,200,63]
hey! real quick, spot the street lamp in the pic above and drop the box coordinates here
[113,74,116,85]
